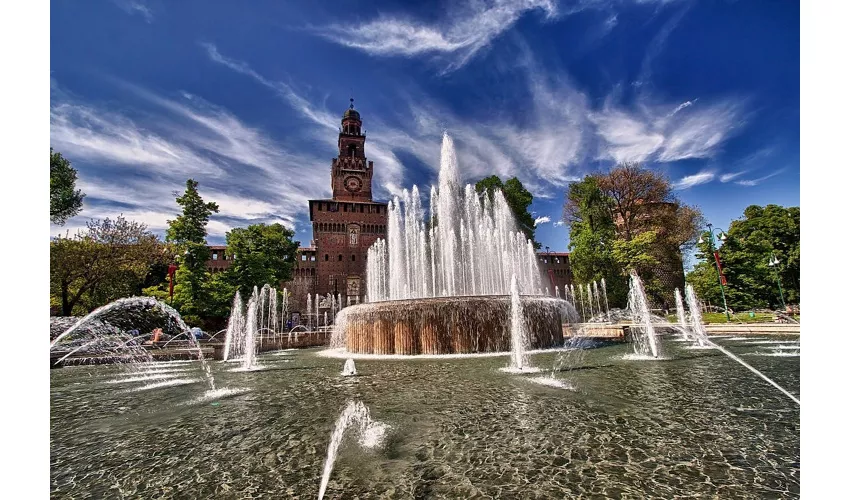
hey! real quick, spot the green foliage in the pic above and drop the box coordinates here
[160,179,220,317]
[475,175,540,249]
[50,216,167,315]
[564,177,627,307]
[686,204,800,310]
[224,223,300,299]
[50,148,85,225]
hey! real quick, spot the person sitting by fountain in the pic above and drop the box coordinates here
[145,328,163,346]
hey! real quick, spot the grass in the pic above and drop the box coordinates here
[665,312,785,324]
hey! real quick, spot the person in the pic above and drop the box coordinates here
[286,320,292,331]
[151,328,162,343]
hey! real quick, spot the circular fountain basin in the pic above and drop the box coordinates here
[336,295,568,355]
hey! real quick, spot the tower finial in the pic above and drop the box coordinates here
[349,97,355,109]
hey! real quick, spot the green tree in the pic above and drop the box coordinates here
[50,148,85,225]
[50,216,167,316]
[163,179,220,320]
[224,223,300,299]
[687,204,800,310]
[475,175,540,248]
[563,176,627,306]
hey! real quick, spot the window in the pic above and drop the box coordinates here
[338,254,343,261]
[310,254,316,262]
[318,203,323,211]
[325,254,329,261]
[212,252,218,260]
[351,255,356,262]
[301,254,307,261]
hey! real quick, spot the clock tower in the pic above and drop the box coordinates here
[331,98,374,202]
[295,99,388,309]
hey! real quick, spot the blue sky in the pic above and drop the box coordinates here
[50,0,800,262]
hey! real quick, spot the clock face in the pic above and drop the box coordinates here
[344,176,363,193]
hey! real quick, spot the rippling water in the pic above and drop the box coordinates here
[50,335,800,498]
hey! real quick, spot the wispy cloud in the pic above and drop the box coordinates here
[592,97,743,163]
[317,0,557,72]
[553,220,565,227]
[735,169,785,186]
[534,215,551,225]
[50,81,330,241]
[719,170,747,183]
[673,170,715,190]
[111,0,153,23]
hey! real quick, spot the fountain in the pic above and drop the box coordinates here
[627,272,660,358]
[223,291,245,361]
[342,359,357,376]
[50,296,217,389]
[318,401,388,500]
[674,288,690,340]
[507,274,531,371]
[684,284,709,347]
[333,133,570,355]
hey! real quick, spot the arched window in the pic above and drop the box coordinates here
[338,254,343,261]
[348,144,356,157]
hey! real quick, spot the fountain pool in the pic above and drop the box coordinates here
[50,338,799,498]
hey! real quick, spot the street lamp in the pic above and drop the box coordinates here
[698,223,731,322]
[767,252,786,310]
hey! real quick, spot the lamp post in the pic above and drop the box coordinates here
[767,252,786,310]
[698,223,731,322]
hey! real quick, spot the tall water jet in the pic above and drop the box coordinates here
[586,283,595,319]
[307,294,313,331]
[223,292,245,361]
[601,278,610,321]
[318,401,388,500]
[508,275,531,371]
[577,284,586,322]
[593,281,602,319]
[684,284,709,347]
[627,272,660,358]
[241,291,259,370]
[674,288,690,340]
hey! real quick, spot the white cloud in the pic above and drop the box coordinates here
[50,81,331,242]
[553,220,565,227]
[719,170,747,183]
[735,169,785,187]
[673,170,715,190]
[111,0,153,23]
[317,0,558,72]
[592,97,743,163]
[534,215,551,225]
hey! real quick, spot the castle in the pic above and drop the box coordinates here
[206,101,574,320]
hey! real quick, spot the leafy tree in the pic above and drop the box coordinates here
[163,179,220,319]
[563,176,627,306]
[50,148,85,225]
[687,204,800,310]
[50,216,167,315]
[475,175,540,248]
[224,223,300,299]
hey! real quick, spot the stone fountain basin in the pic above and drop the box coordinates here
[337,295,568,355]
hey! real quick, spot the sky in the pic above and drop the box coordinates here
[50,0,800,261]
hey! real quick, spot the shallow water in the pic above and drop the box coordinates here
[50,336,800,498]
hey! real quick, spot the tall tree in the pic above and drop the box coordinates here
[475,175,540,248]
[225,223,300,299]
[563,176,627,306]
[687,204,800,310]
[50,148,85,225]
[50,216,166,315]
[164,179,220,320]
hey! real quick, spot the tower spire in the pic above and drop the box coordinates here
[350,97,355,109]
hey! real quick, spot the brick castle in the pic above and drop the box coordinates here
[206,100,574,320]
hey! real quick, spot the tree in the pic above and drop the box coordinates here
[163,179,220,320]
[687,204,800,310]
[563,176,627,306]
[475,175,540,248]
[50,148,85,225]
[50,216,167,316]
[224,223,300,298]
